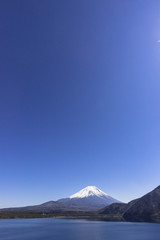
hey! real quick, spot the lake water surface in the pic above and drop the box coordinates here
[0,218,160,240]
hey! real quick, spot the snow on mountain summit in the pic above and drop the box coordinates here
[69,186,109,199]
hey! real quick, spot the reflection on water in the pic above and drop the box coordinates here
[0,218,160,240]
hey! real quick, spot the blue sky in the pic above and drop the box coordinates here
[0,0,160,207]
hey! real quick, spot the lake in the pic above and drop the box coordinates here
[0,218,160,240]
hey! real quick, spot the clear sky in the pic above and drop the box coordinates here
[0,0,160,208]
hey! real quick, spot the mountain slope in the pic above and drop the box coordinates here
[99,185,160,223]
[123,185,160,222]
[58,186,121,210]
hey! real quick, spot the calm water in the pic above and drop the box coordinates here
[0,218,160,240]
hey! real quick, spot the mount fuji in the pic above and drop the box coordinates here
[58,186,121,210]
[0,186,121,214]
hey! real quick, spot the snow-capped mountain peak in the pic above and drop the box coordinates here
[69,186,109,199]
[58,186,122,210]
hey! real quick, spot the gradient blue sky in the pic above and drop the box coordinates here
[0,0,160,208]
